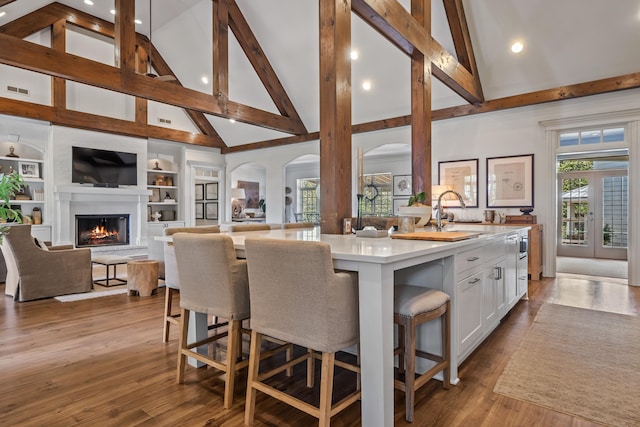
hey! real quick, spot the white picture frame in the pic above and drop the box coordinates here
[18,161,39,179]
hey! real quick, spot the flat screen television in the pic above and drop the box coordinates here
[72,146,138,187]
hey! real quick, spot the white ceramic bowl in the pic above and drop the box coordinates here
[397,205,432,227]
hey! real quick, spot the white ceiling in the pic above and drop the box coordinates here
[1,0,639,148]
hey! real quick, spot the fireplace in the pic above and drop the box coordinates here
[76,214,130,248]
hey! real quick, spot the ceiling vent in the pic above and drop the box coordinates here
[158,118,172,125]
[7,85,29,96]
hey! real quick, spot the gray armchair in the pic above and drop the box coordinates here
[1,224,92,301]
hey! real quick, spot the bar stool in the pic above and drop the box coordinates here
[394,285,451,422]
[162,226,219,343]
[244,238,361,426]
[173,233,250,409]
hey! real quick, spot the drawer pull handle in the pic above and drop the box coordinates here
[494,266,502,280]
[467,256,480,261]
[468,277,481,284]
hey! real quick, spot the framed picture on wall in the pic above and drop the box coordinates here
[238,180,259,208]
[438,158,479,208]
[195,184,204,201]
[486,154,534,208]
[205,183,218,200]
[393,175,412,196]
[195,202,204,219]
[393,198,410,215]
[205,202,218,220]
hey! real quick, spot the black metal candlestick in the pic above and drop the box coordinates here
[356,193,363,230]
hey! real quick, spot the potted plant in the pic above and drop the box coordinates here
[0,172,24,242]
[398,191,432,227]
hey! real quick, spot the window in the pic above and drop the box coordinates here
[559,127,624,147]
[297,178,320,223]
[359,173,393,216]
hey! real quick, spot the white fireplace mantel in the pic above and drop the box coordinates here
[54,185,151,247]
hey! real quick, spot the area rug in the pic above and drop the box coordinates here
[54,288,128,302]
[494,303,640,426]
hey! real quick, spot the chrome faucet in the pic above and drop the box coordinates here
[436,190,466,231]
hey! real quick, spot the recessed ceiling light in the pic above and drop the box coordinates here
[84,0,94,5]
[362,80,372,91]
[0,11,6,18]
[350,50,359,60]
[201,76,209,84]
[511,41,524,53]
[229,119,236,123]
[110,9,116,15]
[134,19,142,24]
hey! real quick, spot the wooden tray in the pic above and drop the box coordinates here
[390,231,480,241]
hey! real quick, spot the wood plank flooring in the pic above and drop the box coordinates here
[1,274,639,426]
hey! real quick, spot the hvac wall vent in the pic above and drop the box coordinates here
[7,85,29,96]
[158,118,172,124]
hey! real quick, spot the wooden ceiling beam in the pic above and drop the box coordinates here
[223,72,640,153]
[141,36,225,144]
[319,0,353,234]
[410,0,432,197]
[433,72,640,120]
[0,2,225,145]
[0,33,306,134]
[228,0,307,131]
[114,0,136,72]
[351,0,483,104]
[212,0,230,98]
[0,96,221,148]
[442,0,478,75]
[51,19,66,109]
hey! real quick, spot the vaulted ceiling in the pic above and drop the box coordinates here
[1,0,639,152]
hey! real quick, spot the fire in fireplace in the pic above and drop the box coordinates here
[76,215,130,247]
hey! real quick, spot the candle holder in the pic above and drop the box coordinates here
[356,193,363,230]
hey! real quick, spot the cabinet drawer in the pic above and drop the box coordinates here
[456,239,505,280]
[456,246,485,275]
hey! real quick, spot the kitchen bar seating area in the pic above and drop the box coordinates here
[148,223,532,426]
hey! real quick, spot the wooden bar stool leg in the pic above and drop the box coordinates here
[405,317,416,422]
[318,352,336,427]
[245,330,262,426]
[163,287,173,343]
[442,303,451,389]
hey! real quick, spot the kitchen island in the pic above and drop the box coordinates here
[159,224,530,427]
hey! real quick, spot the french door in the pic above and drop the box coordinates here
[557,170,627,260]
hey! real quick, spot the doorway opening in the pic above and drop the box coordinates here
[556,149,628,279]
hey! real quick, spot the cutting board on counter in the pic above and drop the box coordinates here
[390,231,480,241]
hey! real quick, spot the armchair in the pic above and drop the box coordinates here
[1,224,92,301]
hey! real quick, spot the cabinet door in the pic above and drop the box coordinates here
[493,259,507,320]
[505,235,518,308]
[483,266,497,327]
[517,255,529,298]
[457,271,484,360]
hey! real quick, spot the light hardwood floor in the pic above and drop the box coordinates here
[1,275,639,426]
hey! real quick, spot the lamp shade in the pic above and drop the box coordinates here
[231,188,246,199]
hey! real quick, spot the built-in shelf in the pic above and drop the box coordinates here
[147,161,179,222]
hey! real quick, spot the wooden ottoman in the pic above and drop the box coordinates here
[127,260,159,297]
